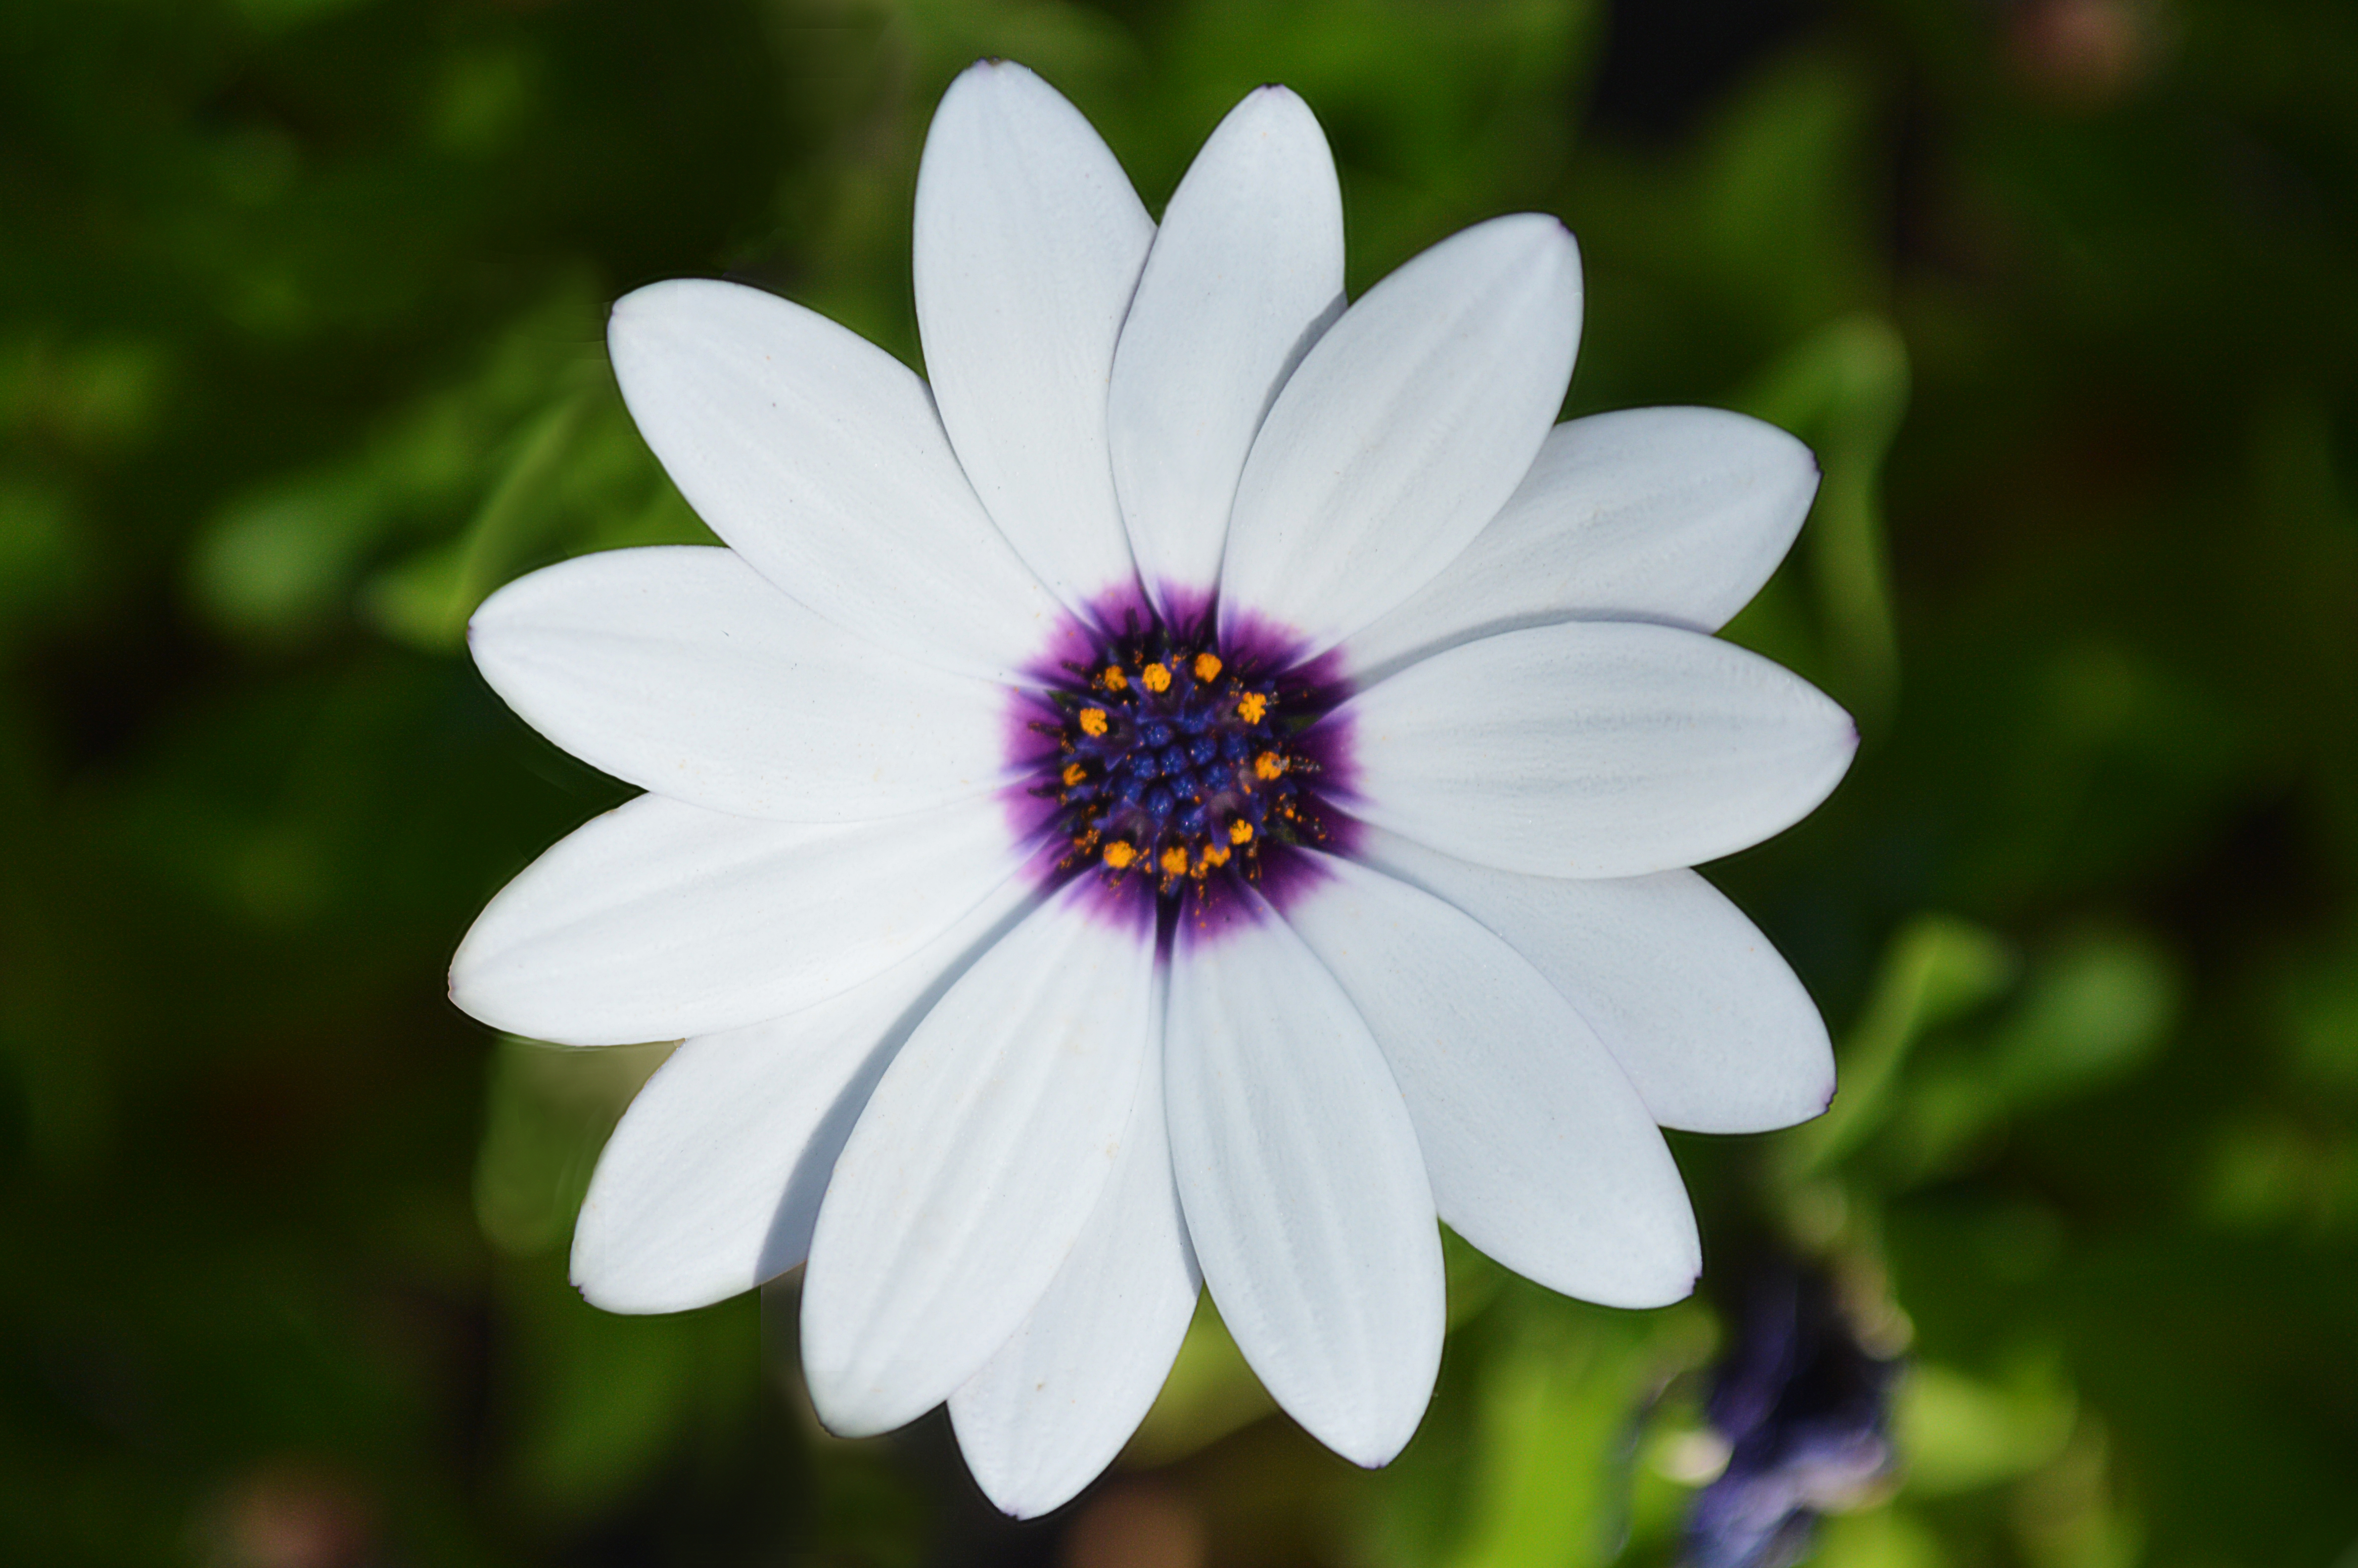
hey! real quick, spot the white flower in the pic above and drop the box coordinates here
[449,61,1854,1517]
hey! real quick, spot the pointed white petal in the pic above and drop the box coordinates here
[1163,885,1443,1466]
[1349,826,1835,1133]
[1281,852,1699,1306]
[949,1000,1201,1519]
[1109,86,1344,613]
[1340,408,1821,684]
[914,60,1151,608]
[802,877,1158,1437]
[606,279,1064,684]
[449,791,1034,1046]
[468,547,1016,821]
[570,874,1041,1313]
[1338,620,1856,878]
[1219,215,1581,657]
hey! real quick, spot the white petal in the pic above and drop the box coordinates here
[1281,851,1700,1306]
[606,279,1065,684]
[1337,620,1855,878]
[1162,884,1443,1466]
[449,791,1035,1046]
[949,1001,1200,1519]
[1350,826,1836,1133]
[1108,86,1344,614]
[1340,407,1821,685]
[569,874,1042,1313]
[468,546,1015,821]
[802,876,1158,1437]
[914,60,1152,608]
[1218,215,1581,657]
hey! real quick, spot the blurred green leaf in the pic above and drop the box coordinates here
[474,1038,672,1260]
[1983,931,2178,1105]
[1790,914,2017,1178]
[1433,1299,1711,1568]
[1896,1358,2076,1498]
[1814,1504,1948,1568]
[1738,313,1911,728]
[1125,1294,1276,1467]
[1898,930,2181,1179]
[500,1261,758,1523]
[2013,1423,2144,1568]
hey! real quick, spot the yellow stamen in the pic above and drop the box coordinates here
[1078,707,1109,737]
[1061,762,1087,787]
[1141,662,1173,693]
[1101,665,1128,691]
[1236,692,1268,724]
[1200,843,1231,870]
[1192,652,1222,682]
[1252,751,1285,781]
[1102,841,1137,870]
[1228,820,1254,846]
[1159,845,1190,877]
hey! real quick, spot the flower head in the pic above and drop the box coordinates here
[450,60,1854,1517]
[1688,1264,1901,1568]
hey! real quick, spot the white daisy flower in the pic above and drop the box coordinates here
[450,61,1855,1517]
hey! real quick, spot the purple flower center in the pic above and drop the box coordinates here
[1021,607,1353,906]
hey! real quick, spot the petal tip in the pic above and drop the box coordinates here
[444,913,527,1031]
[570,1274,634,1316]
[972,1474,1084,1522]
[946,54,1039,103]
[1481,210,1577,262]
[602,285,646,339]
[604,276,716,349]
[1337,1420,1418,1471]
[1829,712,1864,783]
[444,951,489,1022]
[1614,1261,1705,1311]
[444,963,501,1032]
[604,281,651,326]
[565,1215,630,1312]
[801,1370,915,1442]
[462,573,520,641]
[1237,81,1313,122]
[571,1246,714,1319]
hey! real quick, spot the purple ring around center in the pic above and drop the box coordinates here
[1000,583,1362,949]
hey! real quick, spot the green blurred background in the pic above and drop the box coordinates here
[5,0,2356,1563]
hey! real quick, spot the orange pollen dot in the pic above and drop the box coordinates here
[1159,845,1190,877]
[1061,762,1087,787]
[1101,665,1128,691]
[1078,707,1109,737]
[1253,751,1286,781]
[1228,820,1254,846]
[1101,841,1137,870]
[1236,692,1269,724]
[1140,662,1173,693]
[1200,843,1231,870]
[1192,652,1223,682]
